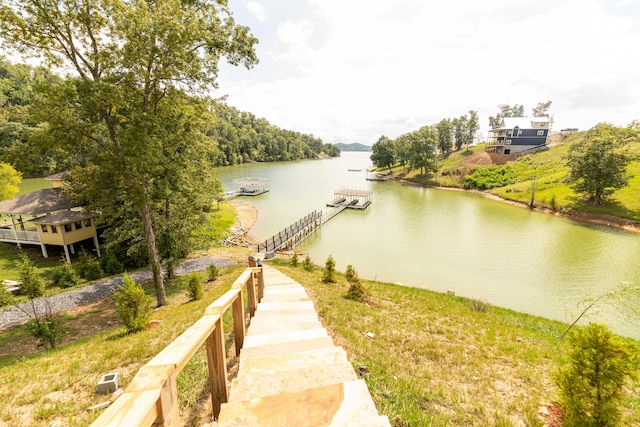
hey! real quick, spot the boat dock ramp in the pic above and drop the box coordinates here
[257,187,372,254]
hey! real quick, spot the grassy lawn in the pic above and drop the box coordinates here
[17,178,53,196]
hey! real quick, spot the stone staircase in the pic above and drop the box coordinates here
[216,266,390,426]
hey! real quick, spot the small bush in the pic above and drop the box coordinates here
[345,264,359,283]
[52,261,80,288]
[557,322,636,427]
[101,252,125,275]
[0,285,14,307]
[114,274,152,333]
[346,282,368,302]
[291,252,299,267]
[77,250,104,281]
[469,298,490,313]
[25,315,66,349]
[17,252,45,298]
[187,273,204,301]
[207,263,219,281]
[322,255,337,283]
[303,255,313,271]
[550,194,557,211]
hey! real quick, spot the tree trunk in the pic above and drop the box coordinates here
[140,203,167,306]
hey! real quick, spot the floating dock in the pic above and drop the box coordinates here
[226,178,269,198]
[326,187,372,210]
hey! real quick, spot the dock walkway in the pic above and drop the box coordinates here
[217,266,390,426]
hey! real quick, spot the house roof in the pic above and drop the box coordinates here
[498,117,549,130]
[0,188,77,216]
[28,210,92,225]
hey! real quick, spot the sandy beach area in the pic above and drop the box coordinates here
[229,200,258,238]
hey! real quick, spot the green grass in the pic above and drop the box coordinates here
[270,258,640,426]
[17,178,53,196]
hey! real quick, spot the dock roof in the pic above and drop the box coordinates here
[0,188,77,216]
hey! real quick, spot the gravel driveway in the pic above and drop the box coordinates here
[0,256,234,330]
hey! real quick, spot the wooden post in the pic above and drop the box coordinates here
[232,290,245,357]
[156,366,181,427]
[246,271,257,317]
[206,317,228,420]
[255,268,264,301]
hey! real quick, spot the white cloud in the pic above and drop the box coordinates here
[217,0,640,144]
[245,1,267,22]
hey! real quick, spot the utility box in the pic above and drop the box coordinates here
[97,372,120,394]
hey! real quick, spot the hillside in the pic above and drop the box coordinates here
[336,143,371,152]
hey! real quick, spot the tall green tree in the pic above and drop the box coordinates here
[370,135,395,172]
[464,110,479,150]
[408,126,437,175]
[435,118,453,156]
[0,0,258,306]
[0,162,21,200]
[452,116,467,151]
[566,123,633,205]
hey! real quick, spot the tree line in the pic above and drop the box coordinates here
[370,110,480,174]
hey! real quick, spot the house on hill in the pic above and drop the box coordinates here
[487,117,550,154]
[0,188,100,263]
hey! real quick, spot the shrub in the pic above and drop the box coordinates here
[346,282,368,302]
[291,252,299,267]
[187,273,204,301]
[101,251,125,275]
[345,264,359,283]
[469,298,490,313]
[550,194,557,211]
[0,285,14,307]
[17,252,45,298]
[25,315,66,349]
[557,322,636,427]
[322,255,337,283]
[114,274,152,333]
[52,261,80,288]
[77,250,104,281]
[303,255,313,271]
[207,263,219,281]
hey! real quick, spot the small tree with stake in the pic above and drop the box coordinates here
[322,255,337,283]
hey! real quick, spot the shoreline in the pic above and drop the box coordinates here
[397,179,640,235]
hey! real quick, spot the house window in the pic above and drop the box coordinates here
[75,221,83,230]
[84,218,92,227]
[537,130,544,136]
[51,225,57,234]
[64,224,72,233]
[504,149,511,154]
[42,225,48,233]
[518,130,523,135]
[506,140,512,145]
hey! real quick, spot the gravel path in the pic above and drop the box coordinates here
[0,256,234,330]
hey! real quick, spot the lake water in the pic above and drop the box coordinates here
[216,152,640,339]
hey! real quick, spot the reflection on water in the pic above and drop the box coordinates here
[215,152,640,339]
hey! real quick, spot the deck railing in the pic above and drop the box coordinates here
[90,266,265,427]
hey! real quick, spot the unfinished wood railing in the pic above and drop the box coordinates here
[90,266,265,427]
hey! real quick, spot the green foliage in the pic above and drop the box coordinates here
[557,323,636,427]
[101,251,125,276]
[322,255,337,283]
[345,264,359,283]
[370,135,396,172]
[207,263,219,281]
[290,252,299,267]
[567,123,633,204]
[76,250,103,281]
[0,284,14,307]
[0,162,21,201]
[52,261,80,288]
[464,164,523,190]
[187,273,203,301]
[303,255,314,271]
[17,252,44,298]
[469,298,490,313]
[114,274,152,333]
[25,315,66,349]
[346,281,368,302]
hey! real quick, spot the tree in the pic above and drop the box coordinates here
[532,100,552,117]
[452,116,466,151]
[0,162,20,201]
[464,110,479,150]
[435,118,453,156]
[489,104,525,129]
[370,135,395,172]
[408,126,438,175]
[114,273,152,333]
[322,255,337,283]
[557,323,636,427]
[394,133,411,172]
[0,0,258,306]
[566,123,632,205]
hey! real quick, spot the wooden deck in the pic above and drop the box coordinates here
[216,266,390,426]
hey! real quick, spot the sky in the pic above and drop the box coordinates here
[215,0,640,146]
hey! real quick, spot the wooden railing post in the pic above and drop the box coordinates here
[254,267,264,301]
[246,271,257,317]
[232,289,245,357]
[206,317,228,420]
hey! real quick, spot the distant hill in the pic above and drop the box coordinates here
[336,143,371,152]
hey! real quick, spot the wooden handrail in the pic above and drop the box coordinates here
[91,266,264,427]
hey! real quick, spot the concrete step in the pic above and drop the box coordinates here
[227,361,358,403]
[242,328,328,349]
[247,313,322,335]
[255,301,315,312]
[252,308,317,318]
[240,336,336,361]
[218,380,389,427]
[237,346,350,378]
